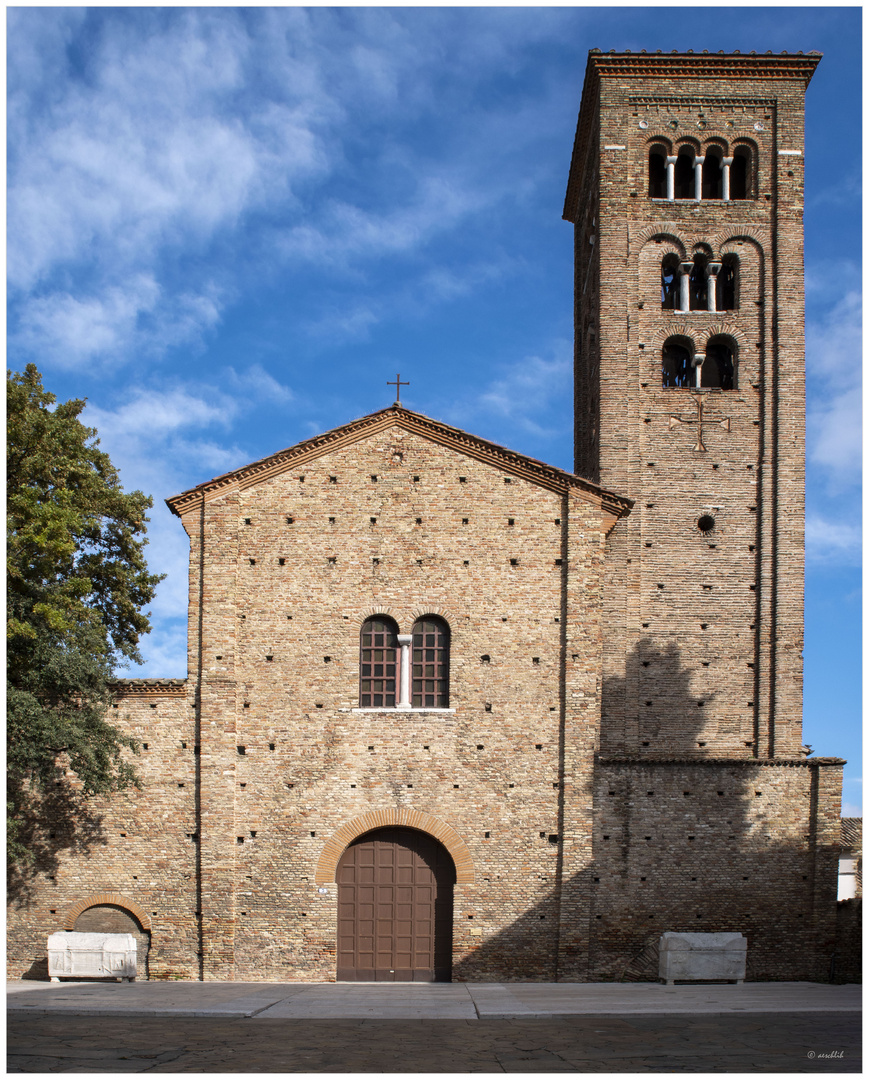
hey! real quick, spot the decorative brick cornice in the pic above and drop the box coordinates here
[64,892,152,931]
[109,679,187,698]
[589,50,821,83]
[630,95,777,109]
[598,756,846,768]
[315,808,475,884]
[166,405,632,524]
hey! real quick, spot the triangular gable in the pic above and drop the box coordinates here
[166,404,632,529]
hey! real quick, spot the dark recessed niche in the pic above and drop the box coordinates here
[413,475,420,482]
[286,517,294,524]
[698,514,716,533]
[329,476,337,484]
[244,518,251,525]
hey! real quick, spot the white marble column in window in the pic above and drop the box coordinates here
[693,354,705,389]
[397,634,413,709]
[694,156,705,201]
[706,263,722,312]
[666,156,677,201]
[679,262,693,312]
[722,157,733,201]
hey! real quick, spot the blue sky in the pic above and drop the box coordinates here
[7,7,861,813]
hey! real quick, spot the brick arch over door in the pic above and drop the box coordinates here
[316,809,475,884]
[64,893,152,931]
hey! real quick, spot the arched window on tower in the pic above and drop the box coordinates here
[662,339,694,389]
[674,148,694,199]
[412,617,450,708]
[718,255,738,311]
[702,338,736,390]
[702,148,724,200]
[648,145,667,198]
[730,146,751,200]
[360,617,398,707]
[661,253,680,309]
[689,254,708,311]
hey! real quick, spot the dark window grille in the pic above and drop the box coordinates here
[411,617,450,708]
[674,150,694,199]
[702,151,724,199]
[360,617,398,707]
[702,339,736,390]
[731,148,750,200]
[719,257,737,311]
[661,254,679,309]
[648,149,666,198]
[662,340,694,389]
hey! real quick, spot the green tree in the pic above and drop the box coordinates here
[7,364,163,870]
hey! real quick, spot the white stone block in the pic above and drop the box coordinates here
[47,932,137,982]
[658,931,746,985]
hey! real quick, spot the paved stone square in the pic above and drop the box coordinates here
[8,1011,861,1072]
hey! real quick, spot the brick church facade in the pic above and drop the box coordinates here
[8,51,845,983]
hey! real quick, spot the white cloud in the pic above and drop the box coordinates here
[806,289,862,491]
[277,177,484,271]
[225,364,294,405]
[13,278,223,369]
[474,350,572,438]
[805,515,862,565]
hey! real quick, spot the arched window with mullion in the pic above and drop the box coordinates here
[411,617,450,708]
[360,617,398,707]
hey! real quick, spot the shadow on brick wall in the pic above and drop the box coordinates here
[452,635,841,984]
[7,779,107,906]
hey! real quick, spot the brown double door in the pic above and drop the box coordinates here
[337,827,455,982]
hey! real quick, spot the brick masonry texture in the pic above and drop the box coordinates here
[7,51,844,984]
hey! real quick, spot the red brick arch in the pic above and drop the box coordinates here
[634,226,687,258]
[315,809,475,885]
[64,893,152,932]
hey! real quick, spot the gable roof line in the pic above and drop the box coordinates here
[165,405,632,521]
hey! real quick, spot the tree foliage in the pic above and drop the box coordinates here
[7,365,164,868]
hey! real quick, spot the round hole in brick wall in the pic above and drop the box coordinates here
[697,514,716,533]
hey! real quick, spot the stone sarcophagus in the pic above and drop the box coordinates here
[48,932,137,982]
[658,932,746,985]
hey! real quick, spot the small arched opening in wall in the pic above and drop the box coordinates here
[65,894,152,980]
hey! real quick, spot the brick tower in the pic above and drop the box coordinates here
[564,50,820,762]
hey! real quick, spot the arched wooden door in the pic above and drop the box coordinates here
[337,827,455,982]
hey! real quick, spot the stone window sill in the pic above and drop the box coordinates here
[347,707,456,715]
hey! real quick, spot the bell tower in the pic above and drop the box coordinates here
[564,50,821,760]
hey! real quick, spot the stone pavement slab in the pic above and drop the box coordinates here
[467,981,863,1017]
[254,982,477,1019]
[7,979,861,1019]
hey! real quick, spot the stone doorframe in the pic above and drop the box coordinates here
[315,809,475,884]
